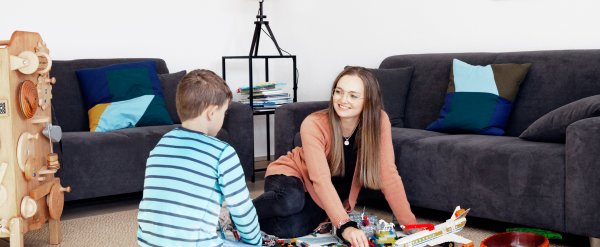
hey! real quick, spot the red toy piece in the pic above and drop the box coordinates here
[401,223,435,231]
[363,215,370,226]
[368,239,376,247]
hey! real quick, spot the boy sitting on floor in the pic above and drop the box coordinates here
[137,69,261,246]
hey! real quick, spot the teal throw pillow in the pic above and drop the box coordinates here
[426,59,531,135]
[76,61,173,132]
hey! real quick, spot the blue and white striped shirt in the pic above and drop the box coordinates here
[137,127,261,247]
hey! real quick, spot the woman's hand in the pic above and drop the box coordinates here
[343,200,352,213]
[341,227,369,247]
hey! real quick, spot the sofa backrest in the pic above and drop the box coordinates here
[50,58,169,132]
[380,50,600,136]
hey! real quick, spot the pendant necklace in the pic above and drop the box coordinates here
[343,122,359,146]
[344,137,351,146]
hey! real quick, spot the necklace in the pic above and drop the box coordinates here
[343,122,359,146]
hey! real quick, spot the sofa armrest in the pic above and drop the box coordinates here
[222,102,254,178]
[274,101,329,158]
[565,116,600,237]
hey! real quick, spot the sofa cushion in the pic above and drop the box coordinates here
[56,130,145,201]
[76,61,173,132]
[427,59,530,135]
[369,67,414,127]
[390,127,447,162]
[112,125,179,154]
[159,70,186,124]
[391,127,447,146]
[519,94,600,143]
[397,134,565,231]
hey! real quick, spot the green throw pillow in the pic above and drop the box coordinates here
[76,61,173,132]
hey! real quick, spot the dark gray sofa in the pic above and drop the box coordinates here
[274,50,600,239]
[50,58,254,201]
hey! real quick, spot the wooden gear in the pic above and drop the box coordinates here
[18,80,38,119]
[0,31,70,247]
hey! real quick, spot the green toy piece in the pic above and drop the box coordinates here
[506,227,563,240]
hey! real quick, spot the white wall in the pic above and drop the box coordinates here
[3,0,600,157]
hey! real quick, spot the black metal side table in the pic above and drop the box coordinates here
[222,55,297,182]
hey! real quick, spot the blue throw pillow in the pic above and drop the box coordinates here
[76,61,173,132]
[426,59,530,135]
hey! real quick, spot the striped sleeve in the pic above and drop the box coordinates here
[217,145,262,246]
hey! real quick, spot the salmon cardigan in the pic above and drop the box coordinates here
[265,110,417,228]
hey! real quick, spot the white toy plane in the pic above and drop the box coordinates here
[394,206,474,247]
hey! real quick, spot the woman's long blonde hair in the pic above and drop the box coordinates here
[326,66,383,189]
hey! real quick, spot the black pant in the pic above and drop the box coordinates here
[253,175,328,238]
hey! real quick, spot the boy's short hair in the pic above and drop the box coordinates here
[176,69,233,122]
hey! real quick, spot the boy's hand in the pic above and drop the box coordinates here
[341,227,369,247]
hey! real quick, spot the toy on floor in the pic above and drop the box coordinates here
[394,206,473,247]
[349,207,379,238]
[262,233,309,247]
[338,208,405,246]
[481,232,549,247]
[506,227,562,240]
[258,206,473,247]
[370,219,399,246]
[0,31,70,247]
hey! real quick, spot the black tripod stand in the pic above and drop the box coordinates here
[249,0,283,56]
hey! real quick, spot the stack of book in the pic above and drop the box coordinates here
[237,82,292,110]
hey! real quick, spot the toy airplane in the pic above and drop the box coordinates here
[394,206,474,247]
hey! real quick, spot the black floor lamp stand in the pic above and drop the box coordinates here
[249,0,283,56]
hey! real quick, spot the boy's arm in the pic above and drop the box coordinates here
[218,145,262,246]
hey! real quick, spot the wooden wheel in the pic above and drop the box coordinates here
[13,51,40,74]
[18,80,38,119]
[47,182,70,220]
